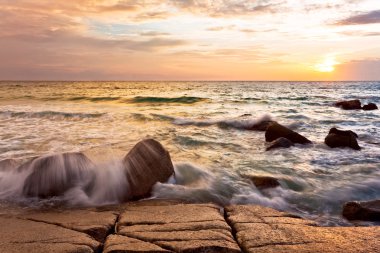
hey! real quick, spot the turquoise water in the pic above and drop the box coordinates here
[0,81,379,225]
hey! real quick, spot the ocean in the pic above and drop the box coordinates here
[0,81,379,225]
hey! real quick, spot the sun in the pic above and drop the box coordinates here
[314,56,338,73]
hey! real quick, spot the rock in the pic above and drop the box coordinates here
[335,99,361,110]
[122,139,174,200]
[0,159,19,172]
[266,137,294,151]
[324,128,360,150]
[245,175,280,189]
[21,209,118,242]
[226,205,380,253]
[362,103,378,111]
[265,122,311,144]
[0,215,100,253]
[22,152,96,198]
[247,120,275,131]
[116,202,241,253]
[342,200,380,221]
[104,235,170,253]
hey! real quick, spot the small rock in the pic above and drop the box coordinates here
[244,175,280,189]
[342,200,380,221]
[335,99,361,110]
[266,137,294,151]
[324,127,360,150]
[265,122,311,144]
[122,139,174,200]
[0,159,19,172]
[362,103,378,111]
[22,152,96,198]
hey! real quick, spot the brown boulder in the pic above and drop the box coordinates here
[246,175,280,189]
[22,152,96,198]
[335,99,361,110]
[122,139,174,200]
[343,200,380,221]
[265,122,311,144]
[362,103,378,111]
[324,128,360,150]
[266,137,294,151]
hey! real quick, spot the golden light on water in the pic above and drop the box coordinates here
[314,56,338,73]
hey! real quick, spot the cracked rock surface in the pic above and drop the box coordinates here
[109,201,241,253]
[1,201,380,253]
[225,205,380,253]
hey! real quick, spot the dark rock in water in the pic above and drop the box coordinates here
[266,137,294,151]
[362,103,378,111]
[324,127,360,150]
[247,120,275,131]
[343,200,380,221]
[335,99,361,110]
[265,122,311,144]
[122,139,174,200]
[22,152,96,198]
[0,159,19,172]
[247,175,280,189]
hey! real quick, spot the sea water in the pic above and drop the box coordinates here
[0,81,379,225]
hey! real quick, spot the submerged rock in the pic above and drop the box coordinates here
[362,103,378,111]
[0,159,19,172]
[22,152,96,198]
[266,137,294,151]
[246,175,280,189]
[265,122,311,144]
[324,127,360,150]
[342,200,380,221]
[335,99,361,110]
[122,139,174,200]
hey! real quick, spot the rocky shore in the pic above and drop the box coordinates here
[1,199,379,253]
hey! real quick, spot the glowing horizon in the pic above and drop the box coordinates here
[1,1,380,81]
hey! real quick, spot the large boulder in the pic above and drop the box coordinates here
[324,128,360,150]
[22,152,96,198]
[265,122,311,144]
[342,200,380,221]
[335,99,361,110]
[122,139,174,200]
[266,137,294,151]
[362,103,378,111]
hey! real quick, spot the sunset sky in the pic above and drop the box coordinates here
[1,0,380,81]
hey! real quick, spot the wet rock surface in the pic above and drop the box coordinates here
[335,99,362,110]
[1,200,380,253]
[362,103,378,110]
[343,200,380,221]
[265,122,311,144]
[244,175,280,189]
[266,137,294,151]
[324,127,360,150]
[122,139,175,200]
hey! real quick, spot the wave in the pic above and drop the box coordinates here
[154,114,274,130]
[128,96,206,104]
[68,96,121,102]
[0,110,105,119]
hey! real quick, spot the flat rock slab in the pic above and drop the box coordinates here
[108,202,241,253]
[0,215,100,253]
[19,209,118,242]
[225,205,380,253]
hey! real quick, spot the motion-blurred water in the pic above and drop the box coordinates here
[0,81,379,225]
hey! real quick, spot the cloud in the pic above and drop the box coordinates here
[334,59,380,80]
[336,10,380,25]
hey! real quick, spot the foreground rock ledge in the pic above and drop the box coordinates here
[1,201,380,253]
